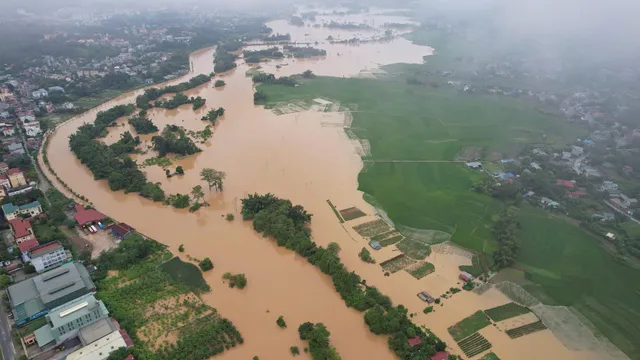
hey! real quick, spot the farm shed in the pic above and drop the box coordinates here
[110,223,135,239]
[430,352,450,360]
[73,204,106,226]
[417,291,435,303]
[459,271,474,282]
[369,240,382,250]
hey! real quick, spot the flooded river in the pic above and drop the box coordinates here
[39,10,606,360]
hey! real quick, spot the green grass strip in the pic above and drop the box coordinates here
[327,199,344,223]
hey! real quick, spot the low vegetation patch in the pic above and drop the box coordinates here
[484,302,531,322]
[339,206,367,221]
[448,310,491,341]
[505,320,547,339]
[396,238,432,260]
[380,254,417,273]
[380,235,404,247]
[326,199,344,223]
[92,235,242,358]
[459,253,493,277]
[479,352,501,360]
[353,219,392,238]
[457,332,492,358]
[160,256,211,293]
[405,261,435,279]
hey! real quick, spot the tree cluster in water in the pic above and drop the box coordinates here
[135,74,212,109]
[214,49,238,73]
[243,47,284,63]
[128,110,159,134]
[251,72,297,86]
[201,107,225,124]
[283,45,327,58]
[261,33,291,41]
[298,322,341,360]
[152,125,201,157]
[240,193,445,359]
[68,104,165,201]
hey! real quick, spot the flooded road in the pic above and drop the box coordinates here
[39,11,605,360]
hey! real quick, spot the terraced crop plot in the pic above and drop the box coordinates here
[484,302,531,322]
[371,230,405,247]
[339,207,367,221]
[380,254,417,273]
[506,320,547,339]
[380,235,404,247]
[353,219,392,238]
[457,332,492,358]
[405,261,435,279]
[448,310,492,341]
[397,238,432,260]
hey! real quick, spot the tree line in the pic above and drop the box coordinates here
[135,74,212,109]
[492,208,521,269]
[251,72,297,86]
[68,104,166,202]
[241,193,444,359]
[283,45,327,58]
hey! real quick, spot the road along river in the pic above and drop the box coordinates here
[38,11,605,360]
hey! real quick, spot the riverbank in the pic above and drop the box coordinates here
[35,11,614,360]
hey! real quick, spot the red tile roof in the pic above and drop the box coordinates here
[9,218,32,238]
[556,179,575,188]
[6,168,21,176]
[30,241,62,256]
[73,204,106,225]
[430,352,449,360]
[124,355,134,360]
[0,175,7,180]
[18,238,39,253]
[567,190,587,199]
[119,329,134,347]
[407,336,422,348]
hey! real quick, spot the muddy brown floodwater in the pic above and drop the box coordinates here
[39,10,608,360]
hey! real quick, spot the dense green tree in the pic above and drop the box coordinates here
[191,185,205,204]
[276,315,287,328]
[199,258,214,271]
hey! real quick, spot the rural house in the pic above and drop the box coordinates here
[1,201,43,220]
[459,271,473,282]
[556,179,575,188]
[540,197,560,208]
[27,242,70,273]
[73,204,106,226]
[7,168,27,187]
[110,223,135,239]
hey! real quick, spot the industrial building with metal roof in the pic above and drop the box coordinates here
[6,263,95,325]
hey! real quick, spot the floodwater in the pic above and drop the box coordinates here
[39,10,606,360]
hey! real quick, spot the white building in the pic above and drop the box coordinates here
[23,122,42,137]
[571,146,584,157]
[28,242,69,273]
[2,126,15,136]
[598,181,619,192]
[32,89,48,99]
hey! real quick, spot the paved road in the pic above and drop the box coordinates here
[0,303,17,360]
[19,130,50,192]
[604,200,640,224]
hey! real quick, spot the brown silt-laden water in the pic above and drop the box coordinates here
[39,11,608,360]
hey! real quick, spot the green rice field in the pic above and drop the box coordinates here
[518,207,640,358]
[448,310,492,341]
[257,60,638,358]
[484,302,531,322]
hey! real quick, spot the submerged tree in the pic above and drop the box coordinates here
[200,168,226,192]
[191,185,205,204]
